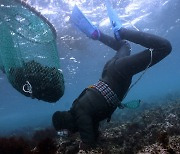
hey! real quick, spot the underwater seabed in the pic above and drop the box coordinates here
[0,94,180,154]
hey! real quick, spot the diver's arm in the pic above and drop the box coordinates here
[93,122,100,140]
[76,114,96,145]
[99,31,122,51]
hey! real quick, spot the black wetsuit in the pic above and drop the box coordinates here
[70,28,172,144]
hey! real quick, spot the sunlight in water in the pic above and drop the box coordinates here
[24,0,172,75]
[62,0,87,7]
[25,0,170,29]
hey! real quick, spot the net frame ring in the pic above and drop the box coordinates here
[23,81,32,94]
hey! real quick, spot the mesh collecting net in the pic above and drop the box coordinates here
[0,0,65,103]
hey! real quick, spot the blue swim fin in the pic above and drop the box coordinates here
[70,5,99,39]
[105,0,122,40]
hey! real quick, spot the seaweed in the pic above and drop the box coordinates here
[0,128,58,154]
[0,137,31,154]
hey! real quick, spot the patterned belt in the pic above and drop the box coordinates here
[90,80,120,107]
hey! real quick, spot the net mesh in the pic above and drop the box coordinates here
[0,0,65,102]
[0,52,3,72]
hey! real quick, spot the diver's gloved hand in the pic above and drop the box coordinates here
[91,28,101,40]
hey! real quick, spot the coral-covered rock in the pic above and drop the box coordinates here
[1,99,179,154]
[54,100,180,154]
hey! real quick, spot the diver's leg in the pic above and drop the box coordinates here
[113,40,131,58]
[119,28,172,52]
[98,31,121,51]
[114,28,172,76]
[98,31,131,58]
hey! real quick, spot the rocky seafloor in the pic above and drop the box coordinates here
[0,96,180,154]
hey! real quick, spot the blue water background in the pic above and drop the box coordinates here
[0,0,180,135]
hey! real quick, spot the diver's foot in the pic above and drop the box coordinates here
[114,27,121,41]
[91,29,101,40]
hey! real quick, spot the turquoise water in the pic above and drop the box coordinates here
[0,0,180,135]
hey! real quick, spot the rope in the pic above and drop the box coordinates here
[119,49,153,108]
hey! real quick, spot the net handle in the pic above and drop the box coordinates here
[14,0,57,39]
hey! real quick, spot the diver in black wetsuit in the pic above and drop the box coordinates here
[52,27,172,147]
